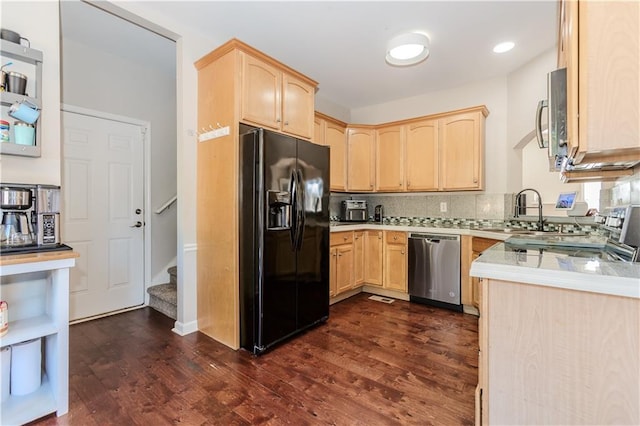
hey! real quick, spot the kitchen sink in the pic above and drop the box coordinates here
[476,228,587,237]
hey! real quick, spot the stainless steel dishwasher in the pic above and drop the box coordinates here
[408,233,462,311]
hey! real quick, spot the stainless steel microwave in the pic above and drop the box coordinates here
[536,67,568,171]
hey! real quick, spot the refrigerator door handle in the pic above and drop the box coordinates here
[289,169,298,249]
[295,168,306,251]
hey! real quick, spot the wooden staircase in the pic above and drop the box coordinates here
[147,266,177,319]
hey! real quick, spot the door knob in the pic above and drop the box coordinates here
[135,208,142,214]
[130,221,143,228]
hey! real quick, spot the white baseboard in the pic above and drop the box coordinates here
[172,319,198,336]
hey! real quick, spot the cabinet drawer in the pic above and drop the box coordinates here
[472,237,500,253]
[330,231,353,246]
[385,231,407,245]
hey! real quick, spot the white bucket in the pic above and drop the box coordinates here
[1,346,10,402]
[10,338,41,396]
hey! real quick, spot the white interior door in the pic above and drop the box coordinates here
[62,111,145,321]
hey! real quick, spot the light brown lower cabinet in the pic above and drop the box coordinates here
[353,231,365,286]
[364,230,383,286]
[383,231,408,292]
[478,277,640,425]
[330,231,354,297]
[470,237,500,308]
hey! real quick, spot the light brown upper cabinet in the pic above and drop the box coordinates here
[439,110,485,190]
[241,52,315,139]
[320,105,487,193]
[559,0,639,167]
[315,112,347,191]
[405,119,439,191]
[376,125,405,191]
[347,126,376,192]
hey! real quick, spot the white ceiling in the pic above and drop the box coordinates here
[60,0,558,110]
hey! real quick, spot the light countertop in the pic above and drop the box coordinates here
[330,222,511,240]
[0,250,79,275]
[470,241,640,299]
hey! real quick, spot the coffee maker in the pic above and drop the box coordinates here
[1,183,61,253]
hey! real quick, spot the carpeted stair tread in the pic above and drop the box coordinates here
[148,282,177,320]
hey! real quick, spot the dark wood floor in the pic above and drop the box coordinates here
[34,293,479,425]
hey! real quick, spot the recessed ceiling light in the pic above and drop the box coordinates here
[493,41,515,53]
[386,32,430,66]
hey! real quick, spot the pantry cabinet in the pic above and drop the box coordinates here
[376,125,404,191]
[347,126,376,192]
[558,0,640,168]
[364,230,383,286]
[0,251,78,425]
[240,51,315,139]
[315,113,347,191]
[383,231,407,292]
[195,39,317,349]
[330,231,355,296]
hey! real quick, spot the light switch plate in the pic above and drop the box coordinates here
[440,202,447,213]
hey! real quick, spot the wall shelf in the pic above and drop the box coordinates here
[0,40,43,157]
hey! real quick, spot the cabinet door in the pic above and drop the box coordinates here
[326,121,347,191]
[240,53,281,130]
[383,232,407,292]
[347,127,375,192]
[376,125,404,191]
[573,1,640,163]
[329,248,337,297]
[354,231,365,286]
[406,119,439,191]
[440,111,483,190]
[282,73,314,139]
[364,230,383,286]
[335,244,354,294]
[313,116,325,146]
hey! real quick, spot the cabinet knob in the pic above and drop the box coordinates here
[473,178,478,183]
[407,181,411,187]
[276,118,281,123]
[338,253,342,257]
[401,250,405,255]
[393,236,398,240]
[343,236,348,241]
[284,121,289,126]
[370,184,373,189]
[399,182,402,186]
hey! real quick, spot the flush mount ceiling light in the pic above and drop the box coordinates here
[386,32,430,66]
[493,41,515,53]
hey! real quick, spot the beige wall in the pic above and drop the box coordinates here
[0,1,61,185]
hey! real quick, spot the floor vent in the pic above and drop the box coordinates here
[368,295,395,304]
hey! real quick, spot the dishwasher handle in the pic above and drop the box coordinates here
[409,233,459,242]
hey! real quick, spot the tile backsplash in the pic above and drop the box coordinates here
[330,193,513,220]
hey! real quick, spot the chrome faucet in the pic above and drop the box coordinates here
[514,188,545,231]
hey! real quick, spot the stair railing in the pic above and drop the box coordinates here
[155,195,177,214]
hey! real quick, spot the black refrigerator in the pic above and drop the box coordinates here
[239,124,330,354]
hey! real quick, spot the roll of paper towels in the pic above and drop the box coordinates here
[1,346,10,402]
[10,338,41,396]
